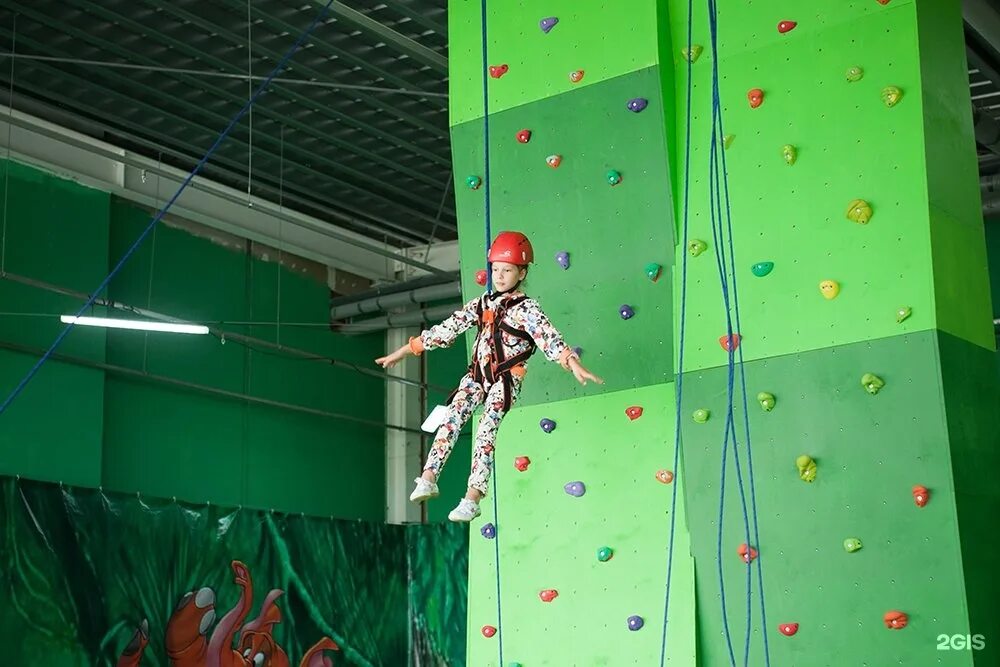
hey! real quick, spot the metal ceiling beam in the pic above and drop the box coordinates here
[379,0,448,38]
[0,51,430,245]
[964,0,1000,61]
[0,15,452,232]
[318,1,448,74]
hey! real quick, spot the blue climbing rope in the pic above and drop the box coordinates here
[478,0,505,664]
[0,0,336,417]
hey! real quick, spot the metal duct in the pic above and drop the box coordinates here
[974,105,1000,157]
[329,270,459,309]
[330,280,462,321]
[334,303,463,334]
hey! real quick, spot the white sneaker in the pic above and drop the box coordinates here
[409,477,439,503]
[448,498,481,523]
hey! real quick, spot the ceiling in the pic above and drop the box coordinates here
[0,1,999,257]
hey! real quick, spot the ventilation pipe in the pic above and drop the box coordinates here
[333,303,463,334]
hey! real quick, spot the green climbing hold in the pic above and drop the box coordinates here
[723,134,735,149]
[846,66,864,82]
[688,239,708,257]
[757,392,776,411]
[843,537,863,553]
[645,262,662,281]
[751,261,774,277]
[693,408,710,423]
[597,546,614,562]
[607,169,622,186]
[466,175,482,190]
[861,373,885,395]
[896,306,912,323]
[796,455,817,482]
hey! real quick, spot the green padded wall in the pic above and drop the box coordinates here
[467,385,696,666]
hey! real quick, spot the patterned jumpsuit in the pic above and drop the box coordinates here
[408,291,578,496]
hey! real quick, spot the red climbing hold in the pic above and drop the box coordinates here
[475,270,488,287]
[737,543,758,564]
[489,64,509,79]
[777,20,797,33]
[656,469,674,484]
[747,88,764,109]
[516,129,532,144]
[778,623,799,637]
[719,333,742,351]
[514,456,531,472]
[625,406,644,421]
[883,611,908,629]
[912,484,930,508]
[539,589,559,602]
[876,0,891,4]
[482,625,497,638]
[569,69,585,83]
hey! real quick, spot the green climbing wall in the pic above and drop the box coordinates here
[447,0,696,664]
[667,0,1000,665]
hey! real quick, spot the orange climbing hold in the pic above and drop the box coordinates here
[569,70,585,83]
[883,611,908,629]
[748,88,764,108]
[656,469,674,484]
[719,333,742,351]
[778,623,799,636]
[912,484,930,507]
[625,406,643,421]
[737,543,758,564]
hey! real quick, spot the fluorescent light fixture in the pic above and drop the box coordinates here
[60,315,209,335]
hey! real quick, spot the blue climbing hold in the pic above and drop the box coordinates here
[540,418,556,433]
[481,523,496,539]
[556,251,570,270]
[627,97,649,113]
[564,481,586,497]
[619,304,635,320]
[539,17,558,33]
[627,615,644,631]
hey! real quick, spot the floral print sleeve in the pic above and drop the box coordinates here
[511,298,577,367]
[415,296,481,352]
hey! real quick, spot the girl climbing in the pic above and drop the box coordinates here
[375,231,603,522]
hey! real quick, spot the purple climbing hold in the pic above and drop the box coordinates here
[620,304,635,320]
[556,251,570,270]
[627,97,649,113]
[627,615,645,631]
[564,481,586,497]
[481,522,496,539]
[540,418,557,433]
[573,346,583,358]
[539,16,559,33]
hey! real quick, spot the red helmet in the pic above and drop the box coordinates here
[488,231,534,265]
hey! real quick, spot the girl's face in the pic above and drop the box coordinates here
[492,261,526,292]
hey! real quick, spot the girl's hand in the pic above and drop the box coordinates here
[375,347,407,369]
[569,358,604,386]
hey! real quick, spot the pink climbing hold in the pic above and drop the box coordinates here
[625,406,644,421]
[539,589,559,602]
[777,20,797,34]
[516,129,532,144]
[778,623,799,637]
[737,543,758,564]
[514,456,531,472]
[489,64,509,79]
[475,270,488,287]
[912,484,930,508]
[482,625,497,638]
[719,333,742,351]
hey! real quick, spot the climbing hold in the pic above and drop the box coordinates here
[514,456,531,472]
[819,280,840,300]
[847,66,864,82]
[846,199,873,224]
[482,625,497,637]
[883,611,908,629]
[645,262,662,282]
[777,20,797,33]
[751,261,774,277]
[688,239,708,256]
[539,589,559,602]
[723,134,735,149]
[564,481,586,497]
[539,418,557,433]
[861,373,885,395]
[607,169,623,186]
[556,251,570,270]
[747,88,764,109]
[573,346,583,357]
[481,523,497,539]
[597,546,614,562]
[757,392,776,412]
[737,543,758,564]
[489,64,509,79]
[896,306,912,323]
[475,270,488,287]
[625,406,643,421]
[778,623,799,636]
[692,408,710,424]
[796,455,817,482]
[546,154,562,168]
[876,0,892,4]
[627,615,645,631]
[539,16,558,33]
[782,144,797,165]
[656,469,674,484]
[882,85,903,107]
[682,45,703,62]
[466,175,482,190]
[516,129,532,144]
[843,537,863,553]
[627,97,649,113]
[913,484,930,508]
[719,333,741,351]
[619,304,635,320]
[569,70,585,83]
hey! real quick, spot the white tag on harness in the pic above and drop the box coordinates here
[421,405,449,433]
